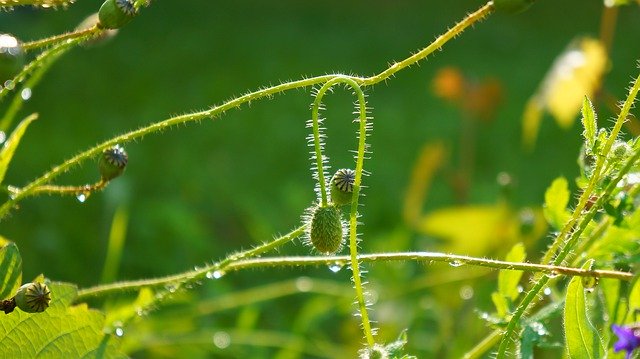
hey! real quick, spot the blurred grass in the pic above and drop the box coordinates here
[1,0,639,357]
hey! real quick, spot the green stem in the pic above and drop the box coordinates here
[308,75,375,346]
[21,26,101,52]
[77,250,633,301]
[0,2,493,220]
[75,225,305,301]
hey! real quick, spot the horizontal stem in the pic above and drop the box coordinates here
[76,249,633,301]
[22,26,101,52]
[75,225,306,301]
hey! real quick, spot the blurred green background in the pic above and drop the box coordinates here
[1,0,639,357]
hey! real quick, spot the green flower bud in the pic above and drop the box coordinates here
[14,282,51,313]
[493,0,535,14]
[330,168,356,206]
[611,141,630,161]
[99,145,128,181]
[98,0,138,30]
[0,34,24,83]
[305,204,345,254]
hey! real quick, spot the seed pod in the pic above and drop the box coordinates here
[14,282,51,313]
[0,34,24,83]
[99,145,128,181]
[330,168,356,206]
[306,204,345,254]
[98,0,137,30]
[493,0,534,14]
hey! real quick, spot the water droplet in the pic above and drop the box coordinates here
[0,131,5,144]
[547,270,559,278]
[114,327,124,337]
[517,285,524,293]
[328,262,345,273]
[76,192,90,203]
[165,283,178,293]
[3,80,15,90]
[295,277,313,292]
[543,287,552,296]
[449,260,464,267]
[20,88,31,100]
[213,331,231,349]
[206,270,224,279]
[459,285,474,300]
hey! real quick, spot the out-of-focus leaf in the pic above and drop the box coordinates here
[403,141,446,226]
[581,96,598,151]
[416,204,512,256]
[625,276,640,323]
[492,292,509,318]
[0,239,21,300]
[543,177,570,229]
[521,37,607,149]
[0,113,37,185]
[0,282,125,358]
[564,260,605,359]
[498,242,526,301]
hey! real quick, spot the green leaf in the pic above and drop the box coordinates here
[543,177,570,229]
[564,260,604,359]
[581,96,597,151]
[498,242,526,301]
[0,281,125,358]
[0,239,21,300]
[0,113,38,185]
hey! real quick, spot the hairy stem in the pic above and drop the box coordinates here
[0,2,493,220]
[77,251,633,301]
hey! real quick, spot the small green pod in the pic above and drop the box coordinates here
[0,34,25,83]
[308,205,344,254]
[98,0,137,30]
[330,168,356,206]
[14,282,51,313]
[493,0,535,14]
[99,145,128,181]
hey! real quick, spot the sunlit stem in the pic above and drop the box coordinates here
[77,250,633,301]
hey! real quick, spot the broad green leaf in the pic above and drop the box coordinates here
[0,113,37,185]
[564,260,605,359]
[0,282,125,358]
[498,242,526,301]
[0,239,21,300]
[543,177,570,229]
[581,96,598,151]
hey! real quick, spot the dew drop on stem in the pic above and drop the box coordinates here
[449,260,464,267]
[328,261,345,273]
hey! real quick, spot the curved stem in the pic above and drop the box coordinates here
[308,76,375,346]
[0,2,494,220]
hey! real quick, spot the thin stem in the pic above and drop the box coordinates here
[360,2,493,86]
[75,225,305,301]
[21,26,101,52]
[77,250,633,301]
[1,2,494,220]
